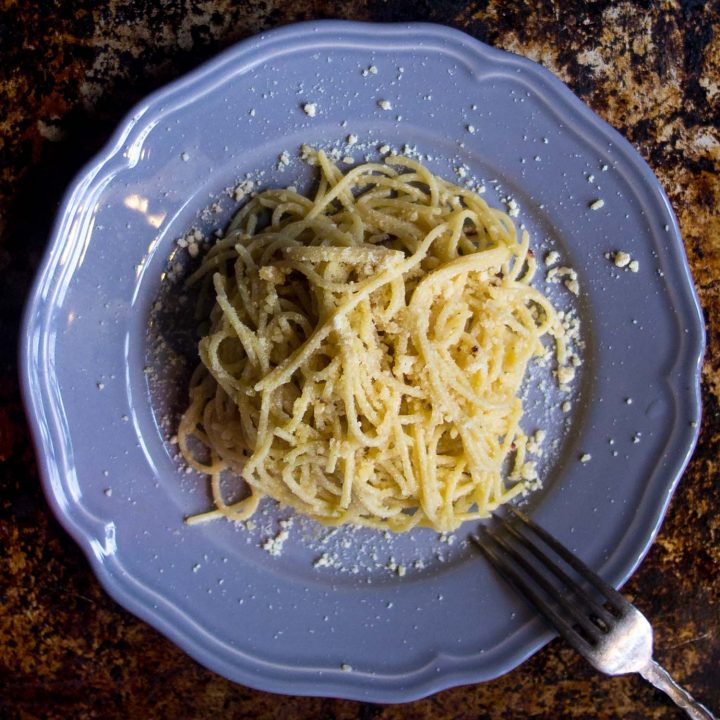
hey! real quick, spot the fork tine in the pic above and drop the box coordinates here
[470,533,595,657]
[507,506,628,614]
[502,521,616,628]
[484,530,603,643]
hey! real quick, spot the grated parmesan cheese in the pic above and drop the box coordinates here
[262,518,293,556]
[232,179,255,202]
[613,251,631,268]
[544,251,560,266]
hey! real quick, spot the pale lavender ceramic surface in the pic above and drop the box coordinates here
[21,21,704,701]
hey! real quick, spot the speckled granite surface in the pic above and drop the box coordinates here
[1,2,718,718]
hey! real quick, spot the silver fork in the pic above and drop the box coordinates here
[471,507,716,720]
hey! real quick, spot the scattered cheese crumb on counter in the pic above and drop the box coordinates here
[303,103,317,117]
[580,453,592,463]
[37,119,64,142]
[378,99,392,110]
[589,198,605,210]
[341,663,353,672]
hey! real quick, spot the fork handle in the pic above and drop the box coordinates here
[640,660,716,720]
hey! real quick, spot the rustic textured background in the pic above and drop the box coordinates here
[1,1,718,718]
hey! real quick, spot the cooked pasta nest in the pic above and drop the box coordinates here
[178,149,566,532]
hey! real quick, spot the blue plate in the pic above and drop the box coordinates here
[21,21,704,702]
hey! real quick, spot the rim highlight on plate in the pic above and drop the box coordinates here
[21,21,704,702]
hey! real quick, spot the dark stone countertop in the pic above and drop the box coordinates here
[1,2,718,718]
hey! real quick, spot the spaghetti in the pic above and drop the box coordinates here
[178,149,565,532]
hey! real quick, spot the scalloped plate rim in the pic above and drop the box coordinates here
[20,20,704,702]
